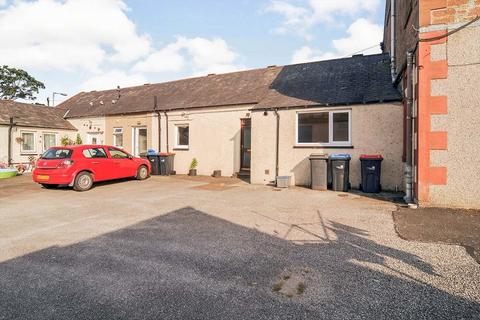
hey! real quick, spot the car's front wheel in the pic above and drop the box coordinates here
[136,165,149,180]
[73,171,93,191]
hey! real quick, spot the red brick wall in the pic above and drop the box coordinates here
[420,0,480,27]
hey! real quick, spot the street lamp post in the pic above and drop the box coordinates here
[52,92,68,107]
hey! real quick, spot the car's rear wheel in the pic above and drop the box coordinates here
[41,184,58,189]
[136,165,149,180]
[73,171,93,191]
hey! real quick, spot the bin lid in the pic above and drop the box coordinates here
[329,153,351,160]
[360,154,383,160]
[159,152,175,156]
[147,149,157,155]
[309,153,329,160]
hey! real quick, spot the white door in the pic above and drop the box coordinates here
[132,127,148,156]
[87,133,102,145]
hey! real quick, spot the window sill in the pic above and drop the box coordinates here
[294,145,354,149]
[173,147,189,151]
[20,151,38,155]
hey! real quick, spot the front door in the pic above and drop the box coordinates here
[240,119,251,171]
[133,127,148,156]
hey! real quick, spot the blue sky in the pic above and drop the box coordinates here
[0,0,386,105]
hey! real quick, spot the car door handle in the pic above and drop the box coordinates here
[92,162,100,165]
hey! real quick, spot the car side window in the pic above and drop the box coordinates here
[82,148,108,159]
[108,148,129,159]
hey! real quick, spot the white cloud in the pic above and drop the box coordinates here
[0,0,150,72]
[291,19,382,63]
[134,37,243,76]
[267,0,381,38]
[291,46,337,64]
[331,18,383,56]
[80,70,147,91]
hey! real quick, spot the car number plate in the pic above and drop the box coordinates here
[37,175,49,180]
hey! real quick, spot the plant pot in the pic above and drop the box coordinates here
[189,169,197,176]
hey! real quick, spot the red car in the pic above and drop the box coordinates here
[33,145,151,191]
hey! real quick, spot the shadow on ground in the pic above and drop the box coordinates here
[1,207,478,319]
[395,207,480,264]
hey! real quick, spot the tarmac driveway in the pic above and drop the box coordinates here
[0,175,479,319]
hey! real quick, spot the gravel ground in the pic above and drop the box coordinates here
[0,175,479,319]
[394,207,480,264]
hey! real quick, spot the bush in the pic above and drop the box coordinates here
[60,136,74,146]
[75,133,83,145]
[189,158,198,170]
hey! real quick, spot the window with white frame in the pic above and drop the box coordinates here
[113,127,124,148]
[175,124,189,149]
[43,133,57,151]
[21,132,36,153]
[296,110,351,146]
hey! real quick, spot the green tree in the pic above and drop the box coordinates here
[75,134,83,145]
[0,66,45,101]
[60,136,74,147]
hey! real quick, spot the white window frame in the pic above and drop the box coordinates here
[113,127,124,148]
[20,131,37,154]
[42,132,58,152]
[295,109,352,147]
[175,124,189,149]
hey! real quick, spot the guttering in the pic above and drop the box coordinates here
[390,0,397,82]
[404,50,414,204]
[7,117,16,166]
[249,100,403,113]
[274,109,280,178]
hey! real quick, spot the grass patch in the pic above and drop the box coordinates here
[297,282,306,295]
[272,280,284,292]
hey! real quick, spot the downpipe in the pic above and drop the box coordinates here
[390,0,397,82]
[7,117,15,166]
[404,51,414,204]
[274,109,280,179]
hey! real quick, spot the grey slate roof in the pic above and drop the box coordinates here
[255,53,402,109]
[58,53,401,117]
[0,100,76,130]
[58,67,282,117]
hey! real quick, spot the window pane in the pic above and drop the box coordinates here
[44,134,56,150]
[333,113,349,142]
[298,113,329,143]
[83,148,107,158]
[114,134,123,147]
[42,149,72,159]
[139,128,147,153]
[178,126,189,146]
[22,133,34,151]
[109,148,129,159]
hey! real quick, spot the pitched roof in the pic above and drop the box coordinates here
[0,100,76,130]
[58,67,282,117]
[255,53,402,109]
[58,53,401,117]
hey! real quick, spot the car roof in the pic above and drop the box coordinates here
[54,145,117,149]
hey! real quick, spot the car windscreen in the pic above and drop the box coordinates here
[41,149,73,159]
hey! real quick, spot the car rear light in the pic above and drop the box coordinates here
[57,160,74,168]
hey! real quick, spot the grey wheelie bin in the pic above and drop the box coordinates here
[309,154,329,191]
[329,154,351,192]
